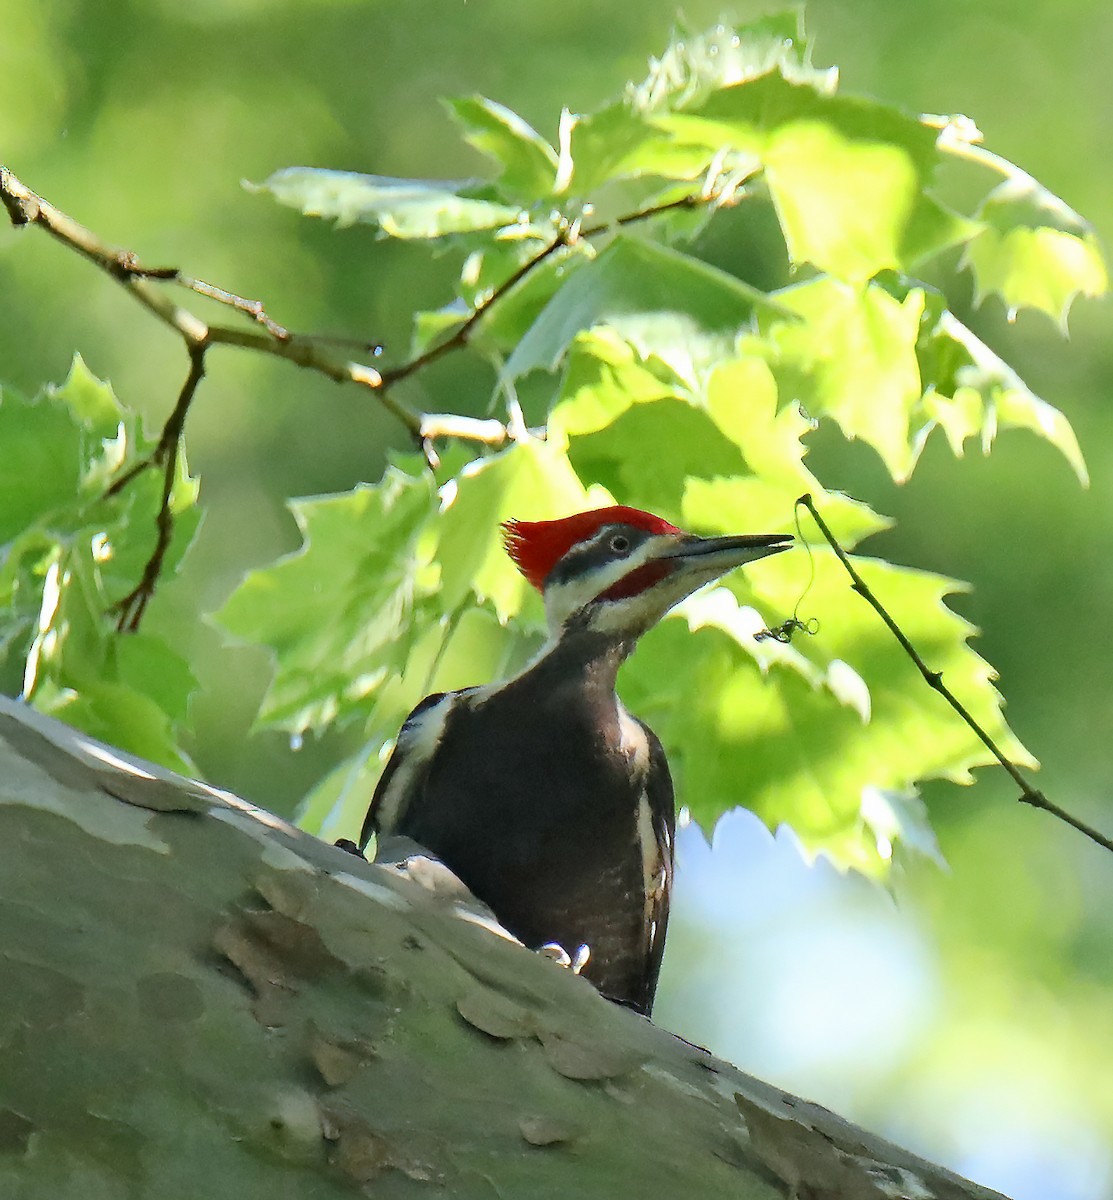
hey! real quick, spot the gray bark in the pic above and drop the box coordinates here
[0,696,1008,1200]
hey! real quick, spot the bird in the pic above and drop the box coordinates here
[359,505,791,1015]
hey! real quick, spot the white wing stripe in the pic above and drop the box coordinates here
[373,694,457,833]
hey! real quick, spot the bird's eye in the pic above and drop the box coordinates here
[609,533,631,554]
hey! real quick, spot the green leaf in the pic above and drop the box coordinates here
[414,233,572,359]
[628,14,827,110]
[558,102,736,197]
[550,331,888,552]
[37,678,195,775]
[760,276,925,480]
[565,395,748,513]
[621,547,1032,873]
[918,301,1087,484]
[251,168,524,239]
[659,72,973,282]
[112,634,198,725]
[435,438,590,622]
[963,173,1107,326]
[698,355,889,549]
[762,118,964,283]
[2,362,201,772]
[754,278,1086,483]
[216,464,438,734]
[0,384,83,544]
[505,235,776,380]
[447,95,558,202]
[559,14,831,194]
[49,353,128,443]
[549,327,690,439]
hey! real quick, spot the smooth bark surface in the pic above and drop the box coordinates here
[0,697,1008,1200]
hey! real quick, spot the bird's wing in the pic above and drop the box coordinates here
[637,719,676,1014]
[359,689,473,849]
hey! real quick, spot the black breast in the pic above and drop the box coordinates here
[397,665,665,1010]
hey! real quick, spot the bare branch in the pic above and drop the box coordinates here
[797,493,1113,856]
[109,344,207,632]
[0,166,412,432]
[381,224,574,386]
[380,173,749,387]
[1,163,740,627]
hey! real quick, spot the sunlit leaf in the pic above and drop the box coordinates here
[216,463,438,733]
[631,14,829,107]
[621,546,1032,871]
[551,333,889,548]
[435,438,590,622]
[760,277,925,480]
[963,170,1107,326]
[506,235,776,379]
[447,95,558,201]
[659,72,974,281]
[918,302,1088,484]
[251,167,524,239]
[561,14,831,194]
[703,357,890,543]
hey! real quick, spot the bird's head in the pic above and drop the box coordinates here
[502,505,791,640]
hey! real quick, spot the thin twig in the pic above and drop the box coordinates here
[110,344,208,632]
[380,177,746,387]
[175,273,294,341]
[0,165,424,626]
[797,493,1113,855]
[0,166,415,433]
[381,225,574,386]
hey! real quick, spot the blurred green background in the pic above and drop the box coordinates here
[2,3,1110,1197]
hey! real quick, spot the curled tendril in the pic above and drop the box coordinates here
[755,615,820,644]
[755,501,819,644]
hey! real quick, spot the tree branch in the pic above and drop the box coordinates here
[1,164,738,626]
[108,342,207,631]
[381,172,750,388]
[381,224,574,386]
[0,695,1013,1200]
[797,493,1113,855]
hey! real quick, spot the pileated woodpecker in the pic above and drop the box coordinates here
[360,506,790,1015]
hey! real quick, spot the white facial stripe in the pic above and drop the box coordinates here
[543,534,672,632]
[583,552,734,637]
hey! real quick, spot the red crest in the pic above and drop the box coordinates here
[502,505,679,591]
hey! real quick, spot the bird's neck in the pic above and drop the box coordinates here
[515,624,634,702]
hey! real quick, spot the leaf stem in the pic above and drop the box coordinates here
[797,492,1113,855]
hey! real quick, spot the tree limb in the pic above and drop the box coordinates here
[0,695,1010,1200]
